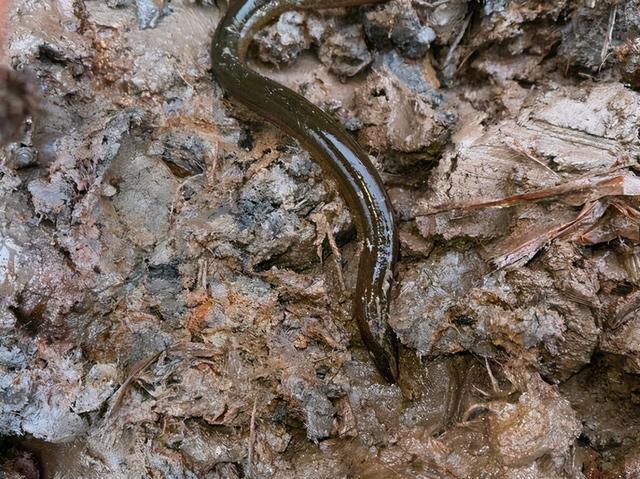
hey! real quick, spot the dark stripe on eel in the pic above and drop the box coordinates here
[211,0,399,382]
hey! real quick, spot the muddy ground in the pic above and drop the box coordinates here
[1,0,640,478]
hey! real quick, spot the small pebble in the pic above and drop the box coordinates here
[102,183,118,197]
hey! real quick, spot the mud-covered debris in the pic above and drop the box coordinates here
[594,448,640,479]
[428,174,640,215]
[0,368,30,436]
[472,48,548,81]
[1,201,83,342]
[531,83,640,149]
[419,0,468,45]
[0,67,36,146]
[380,51,442,100]
[281,374,337,441]
[0,0,9,60]
[391,245,600,381]
[108,155,177,250]
[616,36,640,87]
[125,49,180,94]
[426,173,640,269]
[0,343,87,442]
[254,9,374,77]
[178,424,246,471]
[73,364,119,414]
[0,341,27,371]
[561,354,640,455]
[390,248,490,356]
[600,318,640,374]
[361,1,396,50]
[148,131,209,179]
[151,363,236,425]
[363,0,436,59]
[390,15,436,60]
[478,0,568,44]
[444,1,565,81]
[601,312,640,373]
[134,0,169,29]
[561,1,639,72]
[308,12,373,77]
[27,173,74,218]
[0,447,41,479]
[484,372,581,467]
[355,58,452,153]
[232,157,322,266]
[416,82,639,248]
[255,11,311,66]
[107,0,130,7]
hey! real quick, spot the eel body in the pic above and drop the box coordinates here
[211,0,399,382]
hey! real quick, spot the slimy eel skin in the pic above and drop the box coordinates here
[211,0,399,382]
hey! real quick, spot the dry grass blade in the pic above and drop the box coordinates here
[611,199,640,221]
[311,211,346,291]
[609,290,640,330]
[421,171,640,268]
[105,349,164,419]
[504,140,561,178]
[247,397,258,479]
[424,174,640,215]
[577,199,640,245]
[444,12,472,69]
[491,201,608,269]
[600,4,617,68]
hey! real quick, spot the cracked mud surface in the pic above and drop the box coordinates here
[2,0,640,478]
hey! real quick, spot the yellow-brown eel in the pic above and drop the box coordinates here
[211,0,399,382]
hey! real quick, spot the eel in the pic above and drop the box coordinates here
[211,0,399,382]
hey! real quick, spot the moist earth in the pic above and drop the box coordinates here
[1,0,640,478]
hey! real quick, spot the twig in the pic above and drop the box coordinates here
[422,173,640,215]
[310,211,346,291]
[247,397,258,479]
